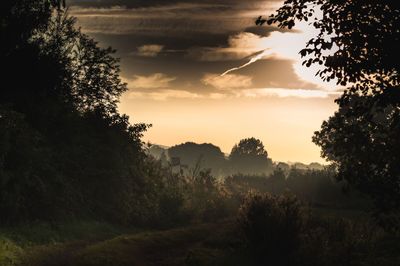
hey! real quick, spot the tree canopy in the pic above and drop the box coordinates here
[229,138,273,175]
[0,0,151,224]
[268,0,400,229]
[268,0,400,88]
[168,142,227,174]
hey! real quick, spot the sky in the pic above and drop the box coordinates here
[69,0,341,164]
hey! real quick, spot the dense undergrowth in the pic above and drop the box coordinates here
[2,194,397,266]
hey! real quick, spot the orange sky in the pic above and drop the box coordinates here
[119,95,338,164]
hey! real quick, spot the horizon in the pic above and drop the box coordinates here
[147,141,328,165]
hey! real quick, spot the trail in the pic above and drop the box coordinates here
[21,222,230,266]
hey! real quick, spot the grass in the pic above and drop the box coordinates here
[0,221,130,247]
[0,237,23,266]
[1,208,399,266]
[20,221,234,266]
[0,220,133,266]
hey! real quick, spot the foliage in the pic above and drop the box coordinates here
[0,237,22,266]
[0,106,62,223]
[225,168,367,211]
[35,11,127,116]
[268,0,400,229]
[0,1,151,225]
[229,138,273,175]
[185,170,230,223]
[268,0,400,87]
[237,192,304,264]
[313,94,400,229]
[155,139,279,177]
[168,142,227,176]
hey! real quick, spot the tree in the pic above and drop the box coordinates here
[0,0,62,55]
[229,138,273,175]
[268,0,400,88]
[0,1,151,224]
[267,0,400,229]
[312,94,400,228]
[168,142,227,175]
[0,106,61,223]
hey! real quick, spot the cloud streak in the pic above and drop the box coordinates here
[136,44,164,57]
[125,73,176,89]
[221,50,269,76]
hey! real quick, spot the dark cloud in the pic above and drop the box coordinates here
[70,2,279,36]
[69,0,322,97]
[243,25,300,37]
[69,0,282,8]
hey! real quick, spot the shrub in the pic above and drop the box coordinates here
[186,170,230,223]
[298,216,384,266]
[237,192,304,265]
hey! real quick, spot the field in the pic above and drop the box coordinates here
[1,206,399,266]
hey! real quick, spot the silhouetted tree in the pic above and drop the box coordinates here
[0,1,152,224]
[268,0,400,229]
[0,106,63,223]
[168,142,227,175]
[229,138,273,175]
[268,0,400,87]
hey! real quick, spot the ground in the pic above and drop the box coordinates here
[18,221,238,266]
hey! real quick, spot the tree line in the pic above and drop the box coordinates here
[150,137,276,176]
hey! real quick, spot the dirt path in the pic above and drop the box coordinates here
[21,222,230,266]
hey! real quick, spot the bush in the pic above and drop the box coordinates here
[237,192,304,265]
[298,216,385,266]
[185,170,230,223]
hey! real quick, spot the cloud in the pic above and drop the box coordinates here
[125,73,176,89]
[126,87,340,101]
[201,23,340,90]
[69,2,280,36]
[239,88,341,99]
[127,89,202,101]
[70,1,342,97]
[191,30,306,63]
[69,0,283,9]
[201,73,253,90]
[136,44,164,57]
[188,32,265,61]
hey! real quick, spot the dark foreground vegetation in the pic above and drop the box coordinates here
[1,0,399,265]
[1,167,399,266]
[1,191,399,266]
